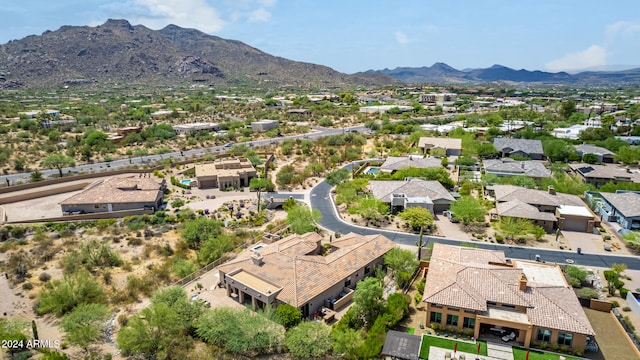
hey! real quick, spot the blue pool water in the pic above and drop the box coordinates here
[365,167,380,175]
[181,179,192,186]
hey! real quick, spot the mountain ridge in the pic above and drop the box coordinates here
[0,19,399,89]
[362,63,640,85]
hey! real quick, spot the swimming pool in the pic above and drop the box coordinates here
[364,167,380,175]
[252,245,264,251]
[180,179,192,186]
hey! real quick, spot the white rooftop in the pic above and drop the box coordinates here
[557,205,593,217]
[516,261,567,287]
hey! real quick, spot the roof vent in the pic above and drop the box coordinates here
[251,252,264,265]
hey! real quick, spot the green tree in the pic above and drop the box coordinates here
[117,302,183,360]
[285,321,332,358]
[330,327,363,359]
[384,248,419,288]
[150,286,205,330]
[30,170,44,182]
[477,143,498,159]
[399,207,434,260]
[196,307,284,355]
[250,177,273,212]
[37,271,106,316]
[276,303,302,330]
[559,99,576,120]
[326,168,351,185]
[449,196,485,224]
[581,153,599,164]
[352,277,384,328]
[60,303,110,352]
[616,146,640,165]
[42,153,75,177]
[286,203,321,234]
[196,234,234,265]
[181,217,224,249]
[543,139,576,162]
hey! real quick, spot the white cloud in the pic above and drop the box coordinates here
[607,20,640,36]
[395,31,408,45]
[545,45,607,72]
[248,8,271,22]
[129,0,226,32]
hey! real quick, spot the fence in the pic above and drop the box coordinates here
[612,307,640,351]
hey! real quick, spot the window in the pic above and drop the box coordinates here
[502,304,515,309]
[446,314,459,326]
[558,333,573,346]
[463,317,475,329]
[94,205,100,209]
[536,328,551,342]
[430,312,442,323]
[364,265,371,275]
[344,277,351,287]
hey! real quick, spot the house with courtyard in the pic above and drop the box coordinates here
[574,144,615,163]
[368,178,456,214]
[60,176,165,214]
[195,157,257,190]
[568,163,640,187]
[483,158,551,179]
[491,185,595,232]
[417,137,462,157]
[586,191,640,230]
[216,232,395,318]
[379,156,443,174]
[423,243,595,353]
[493,138,544,160]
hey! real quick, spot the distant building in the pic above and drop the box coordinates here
[615,136,640,145]
[172,122,220,135]
[493,138,544,160]
[569,163,640,187]
[359,105,413,114]
[586,191,640,230]
[574,144,615,163]
[417,137,462,156]
[250,119,279,132]
[483,159,551,178]
[116,126,142,137]
[379,156,442,173]
[369,178,455,214]
[551,125,589,140]
[18,109,60,119]
[60,177,165,214]
[195,157,257,189]
[420,93,457,106]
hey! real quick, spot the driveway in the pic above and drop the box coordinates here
[433,214,471,241]
[561,230,632,256]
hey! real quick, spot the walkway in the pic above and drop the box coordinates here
[486,343,514,360]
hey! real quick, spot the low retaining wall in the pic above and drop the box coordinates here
[0,182,90,205]
[8,208,154,224]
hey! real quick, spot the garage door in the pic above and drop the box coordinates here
[562,218,587,232]
[198,180,217,189]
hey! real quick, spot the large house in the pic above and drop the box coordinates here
[491,185,595,232]
[574,144,615,163]
[195,157,257,190]
[586,191,640,230]
[569,163,640,187]
[60,176,165,214]
[217,232,395,318]
[379,156,442,173]
[483,159,551,179]
[493,138,544,160]
[423,243,595,353]
[250,119,279,132]
[417,137,462,157]
[369,178,456,214]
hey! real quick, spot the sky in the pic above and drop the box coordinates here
[1,1,639,74]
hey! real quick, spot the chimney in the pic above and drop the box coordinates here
[251,252,264,265]
[547,185,555,195]
[518,273,528,292]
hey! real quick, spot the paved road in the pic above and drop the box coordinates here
[310,162,640,270]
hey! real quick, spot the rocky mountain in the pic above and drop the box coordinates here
[364,63,640,85]
[0,19,399,89]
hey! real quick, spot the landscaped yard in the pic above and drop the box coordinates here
[419,336,487,359]
[512,348,580,360]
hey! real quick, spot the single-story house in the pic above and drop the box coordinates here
[172,122,220,135]
[60,176,165,214]
[379,156,442,173]
[423,244,595,353]
[483,158,551,179]
[217,232,395,318]
[195,157,257,190]
[574,144,615,163]
[417,137,462,156]
[568,163,640,187]
[491,185,595,232]
[493,138,544,160]
[369,178,456,214]
[251,119,279,132]
[587,191,640,230]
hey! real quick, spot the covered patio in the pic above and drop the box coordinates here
[474,307,533,348]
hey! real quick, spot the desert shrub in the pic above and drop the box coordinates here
[39,272,51,282]
[37,271,106,316]
[577,288,600,299]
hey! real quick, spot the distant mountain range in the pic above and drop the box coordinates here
[0,19,398,89]
[361,62,640,85]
